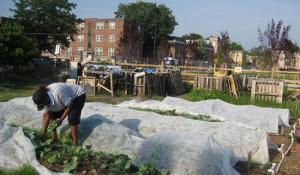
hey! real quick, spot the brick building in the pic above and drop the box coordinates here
[57,18,143,60]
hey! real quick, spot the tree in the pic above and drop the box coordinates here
[216,31,231,68]
[258,19,296,78]
[182,33,203,40]
[0,22,37,69]
[115,1,177,60]
[230,42,244,51]
[117,20,143,61]
[11,0,80,53]
[183,33,210,61]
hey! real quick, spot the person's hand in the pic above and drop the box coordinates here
[56,119,62,127]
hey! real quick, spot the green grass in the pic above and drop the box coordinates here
[130,107,221,122]
[0,165,38,175]
[184,89,300,118]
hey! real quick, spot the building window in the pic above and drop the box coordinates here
[108,48,114,56]
[108,35,115,42]
[77,35,84,42]
[109,22,115,29]
[77,47,83,54]
[95,47,103,55]
[67,47,72,55]
[96,35,103,42]
[96,22,104,30]
[79,23,84,29]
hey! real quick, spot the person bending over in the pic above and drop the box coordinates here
[32,83,86,145]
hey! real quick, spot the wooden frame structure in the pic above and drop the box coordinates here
[77,70,114,97]
[251,80,284,103]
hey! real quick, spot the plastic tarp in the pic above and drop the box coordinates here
[118,96,290,133]
[84,102,271,164]
[0,97,275,174]
[136,132,239,175]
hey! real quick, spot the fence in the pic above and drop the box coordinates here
[250,80,284,103]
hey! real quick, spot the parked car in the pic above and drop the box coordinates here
[30,56,53,65]
[244,65,258,70]
[163,57,178,65]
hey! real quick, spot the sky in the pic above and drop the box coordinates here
[1,0,299,50]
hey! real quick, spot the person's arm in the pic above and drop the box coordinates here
[57,107,71,125]
[41,111,50,140]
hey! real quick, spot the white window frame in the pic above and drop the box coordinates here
[108,48,114,56]
[108,35,115,42]
[79,23,84,29]
[95,47,103,55]
[67,47,72,54]
[77,47,84,55]
[96,35,104,42]
[96,22,104,30]
[109,22,115,29]
[77,35,84,42]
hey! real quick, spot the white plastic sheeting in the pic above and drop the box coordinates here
[118,96,290,133]
[84,102,271,164]
[0,120,69,175]
[0,96,280,175]
[136,132,239,175]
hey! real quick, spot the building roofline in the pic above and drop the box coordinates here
[83,18,124,21]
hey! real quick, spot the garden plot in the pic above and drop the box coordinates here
[0,97,239,175]
[84,102,271,164]
[118,96,290,134]
[0,120,67,175]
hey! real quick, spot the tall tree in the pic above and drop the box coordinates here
[230,42,244,51]
[0,22,37,69]
[258,19,296,77]
[183,33,210,60]
[11,0,80,53]
[216,31,231,68]
[115,1,177,59]
[117,20,143,61]
[182,33,203,40]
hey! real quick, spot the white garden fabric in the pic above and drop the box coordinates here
[0,96,287,174]
[118,96,290,133]
[0,120,69,175]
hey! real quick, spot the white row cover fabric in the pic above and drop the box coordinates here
[118,96,290,133]
[0,96,277,174]
[136,132,239,175]
[0,120,69,175]
[84,102,271,164]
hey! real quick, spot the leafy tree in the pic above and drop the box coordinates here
[157,38,169,60]
[258,19,296,78]
[230,42,244,51]
[0,22,37,69]
[216,31,231,68]
[182,33,203,40]
[183,33,210,61]
[11,0,80,53]
[117,20,143,60]
[115,1,177,59]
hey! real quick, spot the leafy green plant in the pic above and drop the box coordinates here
[23,128,167,174]
[0,165,38,175]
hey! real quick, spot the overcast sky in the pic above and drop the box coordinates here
[1,0,299,50]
